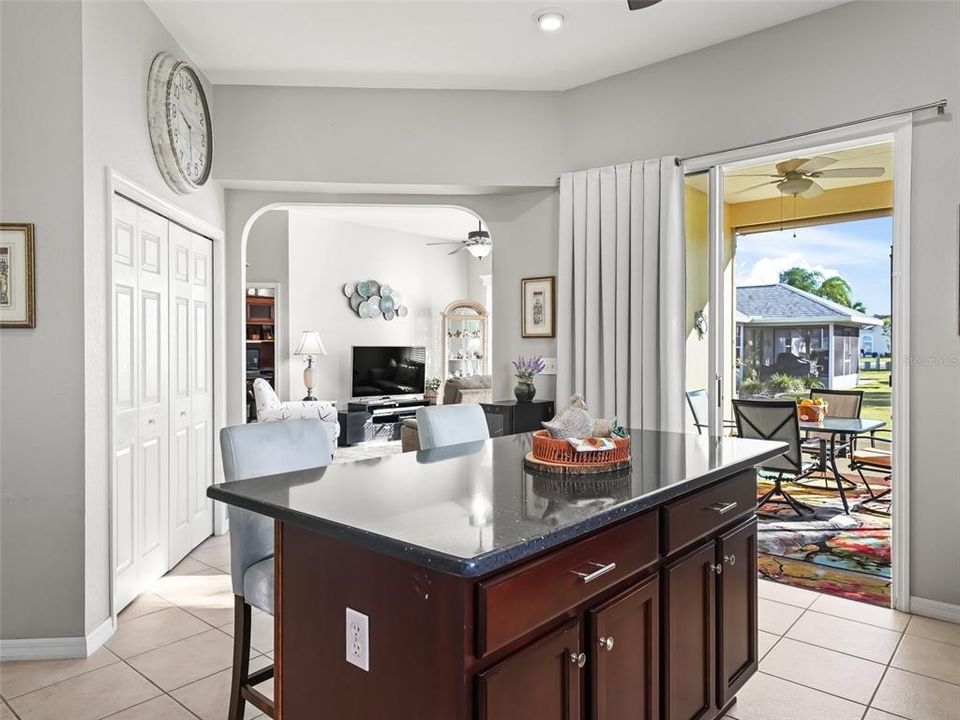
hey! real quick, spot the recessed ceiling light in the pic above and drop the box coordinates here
[535,8,565,32]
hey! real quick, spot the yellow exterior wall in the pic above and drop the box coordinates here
[726,180,892,231]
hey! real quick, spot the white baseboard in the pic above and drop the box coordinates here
[0,617,115,661]
[910,596,960,624]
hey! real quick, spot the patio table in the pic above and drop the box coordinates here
[798,416,886,513]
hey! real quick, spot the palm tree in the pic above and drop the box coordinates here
[779,266,867,312]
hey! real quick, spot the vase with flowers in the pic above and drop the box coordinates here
[512,355,545,402]
[424,377,442,403]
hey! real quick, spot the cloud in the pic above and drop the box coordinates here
[736,253,840,287]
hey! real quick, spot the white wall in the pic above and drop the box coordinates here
[214,85,563,188]
[287,212,476,400]
[562,0,960,606]
[0,0,87,640]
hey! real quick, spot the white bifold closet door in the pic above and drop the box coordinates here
[112,195,213,612]
[168,223,214,565]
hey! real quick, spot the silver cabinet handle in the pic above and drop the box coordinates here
[706,501,738,515]
[724,554,736,566]
[709,563,723,575]
[569,652,587,668]
[570,561,617,584]
[599,636,614,651]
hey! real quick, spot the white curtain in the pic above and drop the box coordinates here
[556,158,686,432]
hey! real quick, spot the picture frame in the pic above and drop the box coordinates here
[521,275,555,338]
[0,223,36,328]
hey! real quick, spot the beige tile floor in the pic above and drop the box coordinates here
[3,535,960,720]
[1,535,270,720]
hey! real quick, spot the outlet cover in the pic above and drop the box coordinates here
[346,607,369,671]
[541,357,557,375]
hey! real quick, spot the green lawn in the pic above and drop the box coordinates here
[855,367,892,431]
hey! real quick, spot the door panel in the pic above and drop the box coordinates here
[589,575,659,720]
[477,620,582,720]
[717,518,758,706]
[168,224,194,564]
[664,541,717,720]
[189,232,213,545]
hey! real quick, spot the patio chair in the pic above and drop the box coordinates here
[801,388,863,487]
[685,389,737,436]
[849,428,892,511]
[733,399,818,516]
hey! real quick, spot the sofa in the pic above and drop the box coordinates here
[252,378,340,453]
[400,375,493,452]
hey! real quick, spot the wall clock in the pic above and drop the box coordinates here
[147,52,212,194]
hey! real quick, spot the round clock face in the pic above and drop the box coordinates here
[148,53,213,194]
[168,65,210,186]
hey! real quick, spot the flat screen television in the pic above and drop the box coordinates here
[352,346,427,398]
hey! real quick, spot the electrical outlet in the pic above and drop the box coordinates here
[345,608,369,671]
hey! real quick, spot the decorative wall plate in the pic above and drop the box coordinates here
[345,279,405,320]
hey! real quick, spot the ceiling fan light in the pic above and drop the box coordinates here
[466,243,492,259]
[778,177,813,196]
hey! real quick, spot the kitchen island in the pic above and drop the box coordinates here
[208,430,785,720]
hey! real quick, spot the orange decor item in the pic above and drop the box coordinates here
[797,398,828,423]
[531,430,631,465]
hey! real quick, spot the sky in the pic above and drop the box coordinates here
[734,216,893,316]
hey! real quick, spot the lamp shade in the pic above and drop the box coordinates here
[294,330,327,356]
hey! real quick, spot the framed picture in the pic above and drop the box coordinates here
[521,275,555,338]
[0,223,36,328]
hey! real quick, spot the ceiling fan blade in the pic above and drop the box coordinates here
[801,181,824,199]
[447,246,464,256]
[775,158,811,176]
[627,0,663,8]
[812,167,885,178]
[728,174,782,178]
[426,241,462,246]
[795,156,837,174]
[730,180,780,195]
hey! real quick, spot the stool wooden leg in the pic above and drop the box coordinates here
[229,595,251,720]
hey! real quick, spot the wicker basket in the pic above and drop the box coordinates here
[531,430,631,465]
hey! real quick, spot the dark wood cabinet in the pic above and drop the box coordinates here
[589,576,659,720]
[274,471,762,720]
[717,518,758,707]
[664,541,717,720]
[477,620,582,720]
[481,399,555,436]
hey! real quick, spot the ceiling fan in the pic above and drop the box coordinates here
[627,0,663,8]
[732,156,885,199]
[426,221,492,259]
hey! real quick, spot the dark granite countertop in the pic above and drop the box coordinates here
[207,430,785,578]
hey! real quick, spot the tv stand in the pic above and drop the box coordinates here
[338,397,432,447]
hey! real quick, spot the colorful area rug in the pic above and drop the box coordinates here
[756,472,891,607]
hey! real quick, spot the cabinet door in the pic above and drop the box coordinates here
[478,620,582,720]
[664,541,717,720]
[588,575,659,720]
[717,518,758,707]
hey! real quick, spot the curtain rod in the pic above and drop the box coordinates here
[677,99,947,165]
[553,99,947,185]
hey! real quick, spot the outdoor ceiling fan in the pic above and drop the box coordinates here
[426,221,492,259]
[732,156,885,199]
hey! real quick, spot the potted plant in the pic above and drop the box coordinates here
[512,355,545,402]
[424,377,442,402]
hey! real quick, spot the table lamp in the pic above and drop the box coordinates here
[294,330,327,401]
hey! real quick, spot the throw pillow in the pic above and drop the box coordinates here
[592,417,617,437]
